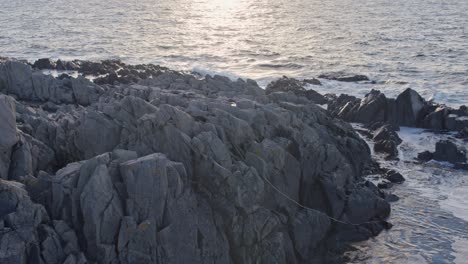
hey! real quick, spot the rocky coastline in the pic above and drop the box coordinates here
[0,58,465,264]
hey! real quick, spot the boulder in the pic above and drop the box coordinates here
[372,124,402,159]
[395,88,425,126]
[384,170,405,183]
[377,180,392,189]
[421,106,448,130]
[417,151,433,162]
[433,140,466,164]
[32,58,56,70]
[373,124,402,144]
[374,140,398,159]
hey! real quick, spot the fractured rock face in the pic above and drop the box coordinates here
[0,179,86,264]
[0,95,18,179]
[0,58,391,263]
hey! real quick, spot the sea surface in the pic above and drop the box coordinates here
[348,126,468,264]
[0,0,467,263]
[0,0,467,106]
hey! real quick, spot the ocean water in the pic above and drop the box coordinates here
[0,0,467,106]
[347,126,468,264]
[1,1,467,263]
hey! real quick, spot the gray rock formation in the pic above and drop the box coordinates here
[0,95,18,179]
[328,88,468,132]
[433,140,466,164]
[265,76,326,104]
[0,58,391,263]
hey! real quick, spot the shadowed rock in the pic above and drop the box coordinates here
[433,140,466,164]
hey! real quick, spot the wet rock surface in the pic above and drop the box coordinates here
[0,59,390,263]
[318,73,370,83]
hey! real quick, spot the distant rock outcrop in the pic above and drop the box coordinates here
[265,76,327,104]
[328,88,468,132]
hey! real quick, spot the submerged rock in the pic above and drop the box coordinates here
[318,73,370,82]
[372,124,402,159]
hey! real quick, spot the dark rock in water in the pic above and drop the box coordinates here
[444,113,468,131]
[421,106,448,130]
[454,163,468,171]
[417,151,434,162]
[395,88,426,127]
[303,78,322,85]
[0,58,391,263]
[266,76,327,104]
[384,193,400,202]
[56,59,80,71]
[374,140,398,159]
[57,73,71,80]
[371,124,402,159]
[318,73,370,82]
[373,124,402,145]
[456,127,468,139]
[384,170,405,183]
[33,58,56,69]
[377,180,392,189]
[433,140,466,164]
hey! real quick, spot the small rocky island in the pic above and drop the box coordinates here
[0,58,466,264]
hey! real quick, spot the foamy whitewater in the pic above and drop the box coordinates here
[347,126,468,264]
[0,0,467,263]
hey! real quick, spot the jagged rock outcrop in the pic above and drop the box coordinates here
[417,140,467,170]
[0,58,391,263]
[265,76,327,104]
[372,124,402,159]
[328,88,468,132]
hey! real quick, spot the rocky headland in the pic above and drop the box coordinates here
[0,58,465,264]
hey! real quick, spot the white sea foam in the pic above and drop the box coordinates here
[349,125,468,263]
